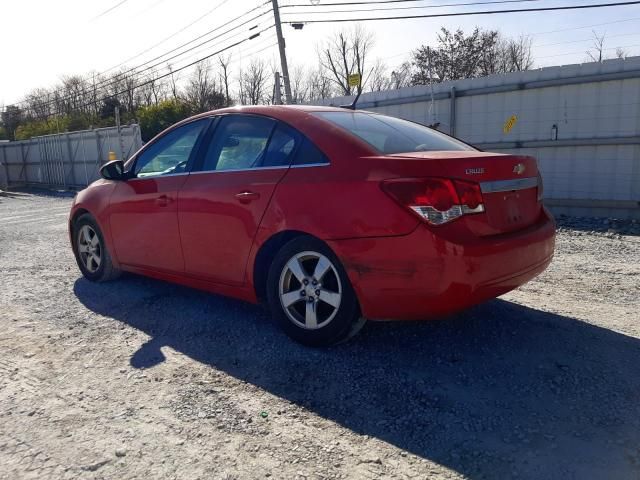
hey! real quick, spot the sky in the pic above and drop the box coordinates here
[1,0,639,106]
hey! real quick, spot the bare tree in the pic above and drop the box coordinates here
[122,72,139,113]
[59,75,90,114]
[367,58,390,92]
[616,47,629,59]
[138,69,167,107]
[166,63,181,100]
[184,60,226,113]
[218,55,232,106]
[289,65,310,104]
[318,26,374,96]
[586,30,607,63]
[307,67,334,100]
[389,62,413,89]
[86,73,104,117]
[238,59,269,105]
[504,35,534,72]
[24,88,53,121]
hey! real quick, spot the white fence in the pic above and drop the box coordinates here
[0,125,143,189]
[315,57,640,219]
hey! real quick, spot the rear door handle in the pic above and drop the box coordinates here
[155,195,172,207]
[235,191,260,204]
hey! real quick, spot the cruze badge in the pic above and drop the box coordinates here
[513,163,526,175]
[465,168,485,175]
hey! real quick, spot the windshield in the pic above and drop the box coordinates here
[314,111,474,154]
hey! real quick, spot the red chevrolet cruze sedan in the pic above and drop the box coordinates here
[69,106,555,346]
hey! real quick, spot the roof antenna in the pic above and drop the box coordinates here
[340,73,362,110]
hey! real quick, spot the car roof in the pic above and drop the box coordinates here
[185,104,369,123]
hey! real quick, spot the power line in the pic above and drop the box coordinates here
[538,42,640,58]
[91,0,132,21]
[101,0,233,75]
[100,0,268,77]
[17,17,273,115]
[535,31,640,48]
[531,15,640,36]
[51,27,274,116]
[282,0,543,12]
[283,1,640,24]
[164,32,277,75]
[284,0,524,6]
[15,10,274,111]
[134,0,170,16]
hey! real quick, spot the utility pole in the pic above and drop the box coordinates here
[274,72,283,105]
[271,0,293,104]
[426,46,437,128]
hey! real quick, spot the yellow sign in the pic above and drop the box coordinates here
[108,151,117,161]
[503,115,518,134]
[348,73,361,87]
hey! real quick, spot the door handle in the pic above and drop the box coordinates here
[155,195,172,207]
[235,191,260,204]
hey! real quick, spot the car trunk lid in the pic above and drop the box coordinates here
[385,151,542,236]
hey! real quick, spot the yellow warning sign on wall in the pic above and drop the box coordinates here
[348,73,361,87]
[503,115,518,134]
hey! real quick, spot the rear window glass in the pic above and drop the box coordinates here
[314,111,474,154]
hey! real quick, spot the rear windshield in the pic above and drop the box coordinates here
[314,111,474,154]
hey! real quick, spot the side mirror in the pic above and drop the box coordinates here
[99,160,126,181]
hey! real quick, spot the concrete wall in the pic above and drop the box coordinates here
[314,57,640,219]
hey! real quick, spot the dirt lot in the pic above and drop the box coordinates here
[0,190,639,480]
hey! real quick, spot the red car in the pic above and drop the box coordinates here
[69,106,555,346]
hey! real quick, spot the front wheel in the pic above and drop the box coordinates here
[72,214,121,282]
[266,236,365,346]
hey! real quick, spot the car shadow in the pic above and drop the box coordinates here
[73,275,640,479]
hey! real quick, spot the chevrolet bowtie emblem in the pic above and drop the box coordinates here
[513,163,526,175]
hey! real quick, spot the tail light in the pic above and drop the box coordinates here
[537,171,544,202]
[381,177,485,226]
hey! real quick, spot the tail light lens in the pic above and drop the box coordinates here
[381,177,485,226]
[537,171,544,202]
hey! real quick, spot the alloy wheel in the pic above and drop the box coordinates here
[278,251,343,330]
[77,225,102,273]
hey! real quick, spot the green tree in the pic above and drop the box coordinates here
[412,27,533,85]
[1,105,24,141]
[137,99,191,141]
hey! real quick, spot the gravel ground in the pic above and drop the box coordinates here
[0,190,639,480]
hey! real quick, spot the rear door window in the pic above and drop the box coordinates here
[263,124,299,167]
[292,138,329,166]
[202,115,276,171]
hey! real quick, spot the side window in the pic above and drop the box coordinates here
[134,119,208,177]
[262,124,299,167]
[202,115,276,171]
[292,138,329,166]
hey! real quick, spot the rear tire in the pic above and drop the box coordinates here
[266,236,365,346]
[72,214,121,282]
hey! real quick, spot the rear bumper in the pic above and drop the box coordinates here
[327,208,556,320]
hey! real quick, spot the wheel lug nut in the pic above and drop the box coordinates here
[303,279,309,285]
[315,290,320,296]
[300,291,306,296]
[307,297,314,303]
[312,279,318,286]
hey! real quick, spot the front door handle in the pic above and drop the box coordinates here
[235,191,260,204]
[155,195,172,207]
